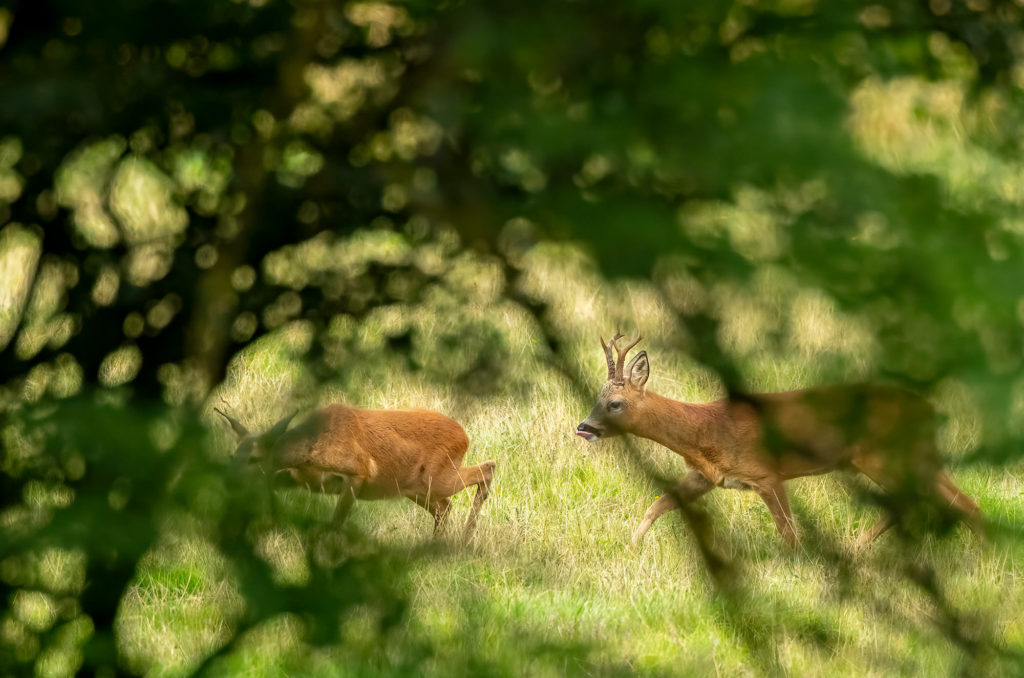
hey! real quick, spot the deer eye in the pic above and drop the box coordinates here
[608,400,625,412]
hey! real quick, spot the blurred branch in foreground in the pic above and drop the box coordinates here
[2,0,1024,675]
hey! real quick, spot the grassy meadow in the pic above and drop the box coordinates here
[5,65,1024,678]
[100,236,1024,678]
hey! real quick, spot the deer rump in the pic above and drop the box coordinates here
[729,385,944,482]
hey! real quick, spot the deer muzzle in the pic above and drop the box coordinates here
[576,422,602,442]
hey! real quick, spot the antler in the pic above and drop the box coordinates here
[613,332,642,381]
[600,330,624,379]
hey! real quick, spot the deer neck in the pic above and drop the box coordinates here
[628,390,718,454]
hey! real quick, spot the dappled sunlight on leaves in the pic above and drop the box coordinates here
[3,0,1024,675]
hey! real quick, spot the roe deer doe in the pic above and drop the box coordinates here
[216,404,496,538]
[576,333,982,547]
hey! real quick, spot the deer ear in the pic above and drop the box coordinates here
[215,408,250,441]
[626,351,649,391]
[266,411,297,439]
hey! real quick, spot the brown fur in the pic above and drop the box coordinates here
[577,335,981,547]
[217,404,496,538]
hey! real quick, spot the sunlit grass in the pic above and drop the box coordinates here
[97,236,1024,677]
[6,73,1024,677]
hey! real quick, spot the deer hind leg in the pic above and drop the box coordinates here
[410,495,453,535]
[432,498,452,534]
[631,470,714,546]
[936,471,984,537]
[756,482,798,547]
[458,461,496,540]
[854,513,893,550]
[850,456,902,548]
[852,457,982,547]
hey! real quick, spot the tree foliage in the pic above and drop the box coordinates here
[2,0,1024,675]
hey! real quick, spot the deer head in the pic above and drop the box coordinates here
[576,332,649,441]
[215,407,297,467]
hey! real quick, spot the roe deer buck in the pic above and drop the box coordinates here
[576,333,982,547]
[215,404,496,538]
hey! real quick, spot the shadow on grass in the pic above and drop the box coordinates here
[4,386,1024,677]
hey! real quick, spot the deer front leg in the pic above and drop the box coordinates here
[332,476,361,526]
[631,470,714,546]
[756,482,797,546]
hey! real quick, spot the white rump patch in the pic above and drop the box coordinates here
[721,477,752,491]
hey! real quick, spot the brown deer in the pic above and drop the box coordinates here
[215,404,496,538]
[576,333,982,548]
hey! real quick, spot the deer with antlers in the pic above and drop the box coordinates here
[215,404,496,538]
[576,332,982,547]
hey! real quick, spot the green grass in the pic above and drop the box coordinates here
[103,246,1024,677]
[13,73,1024,677]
